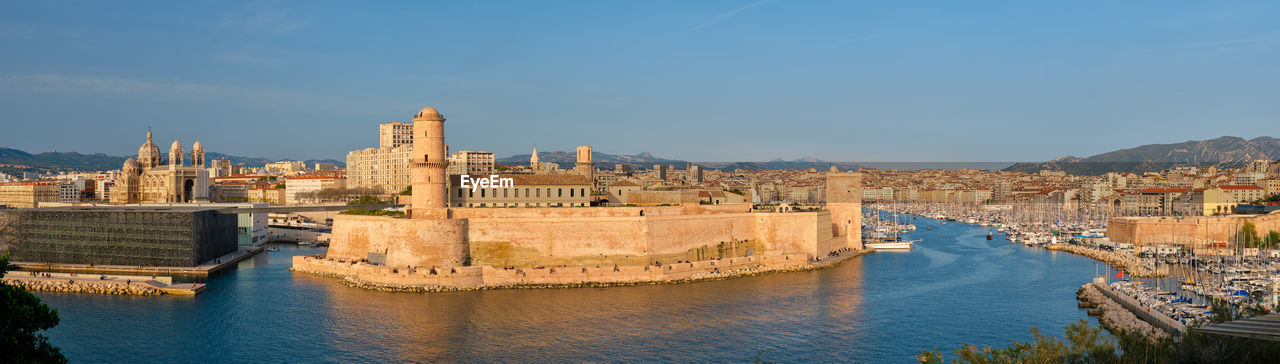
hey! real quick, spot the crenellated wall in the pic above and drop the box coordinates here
[1107,213,1280,247]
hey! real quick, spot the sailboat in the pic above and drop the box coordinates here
[866,202,917,251]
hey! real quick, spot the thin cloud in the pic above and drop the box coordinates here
[692,0,775,31]
[218,4,307,34]
[0,73,308,108]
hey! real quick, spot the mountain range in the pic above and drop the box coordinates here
[0,147,344,172]
[1004,136,1280,175]
[7,136,1276,175]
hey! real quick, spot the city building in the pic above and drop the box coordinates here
[314,162,339,171]
[346,145,412,194]
[447,150,496,175]
[111,131,210,204]
[449,174,593,207]
[687,164,703,184]
[606,180,642,205]
[286,174,347,204]
[379,121,414,148]
[0,181,59,208]
[264,161,308,174]
[138,202,268,246]
[2,205,238,267]
[248,187,286,205]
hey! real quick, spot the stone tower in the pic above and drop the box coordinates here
[191,141,205,167]
[826,170,863,250]
[169,140,184,170]
[410,106,448,218]
[574,146,594,180]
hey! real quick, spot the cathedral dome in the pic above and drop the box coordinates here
[138,131,161,165]
[170,140,182,151]
[192,141,203,151]
[123,157,138,171]
[414,107,444,121]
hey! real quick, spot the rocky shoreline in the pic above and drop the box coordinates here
[4,278,165,296]
[1048,244,1167,278]
[1077,283,1168,339]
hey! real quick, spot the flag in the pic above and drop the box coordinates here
[1115,271,1123,278]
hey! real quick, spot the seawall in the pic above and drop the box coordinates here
[290,249,870,292]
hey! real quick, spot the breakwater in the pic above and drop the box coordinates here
[1077,283,1168,339]
[291,249,870,292]
[1047,244,1167,278]
[4,277,165,296]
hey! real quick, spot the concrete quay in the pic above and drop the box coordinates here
[4,272,206,296]
[1077,282,1169,340]
[291,249,871,292]
[1086,278,1187,337]
[12,246,263,277]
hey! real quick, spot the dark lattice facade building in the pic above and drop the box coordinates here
[2,206,237,267]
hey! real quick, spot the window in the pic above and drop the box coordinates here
[558,188,563,197]
[481,189,485,198]
[536,189,541,197]
[570,189,574,197]
[504,189,508,198]
[469,190,474,198]
[581,188,585,197]
[458,188,463,197]
[525,188,530,197]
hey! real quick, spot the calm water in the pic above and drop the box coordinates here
[37,217,1101,362]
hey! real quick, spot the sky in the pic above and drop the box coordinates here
[1,1,1278,163]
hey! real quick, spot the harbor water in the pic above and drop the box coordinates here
[36,217,1102,362]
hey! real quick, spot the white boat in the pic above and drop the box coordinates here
[867,240,916,250]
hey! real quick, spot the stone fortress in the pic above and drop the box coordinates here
[293,107,866,290]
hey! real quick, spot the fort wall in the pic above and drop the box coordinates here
[1107,213,1280,247]
[292,249,867,291]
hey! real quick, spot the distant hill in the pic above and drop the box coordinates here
[497,151,689,169]
[1004,136,1280,175]
[0,147,343,172]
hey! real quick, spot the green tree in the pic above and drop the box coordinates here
[347,195,385,205]
[1237,222,1262,248]
[399,186,412,196]
[1266,231,1280,249]
[0,252,67,363]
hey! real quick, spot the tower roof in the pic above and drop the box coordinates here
[414,107,444,121]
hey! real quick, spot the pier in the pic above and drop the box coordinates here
[1090,277,1187,336]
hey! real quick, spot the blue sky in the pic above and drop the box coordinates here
[1,1,1277,162]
